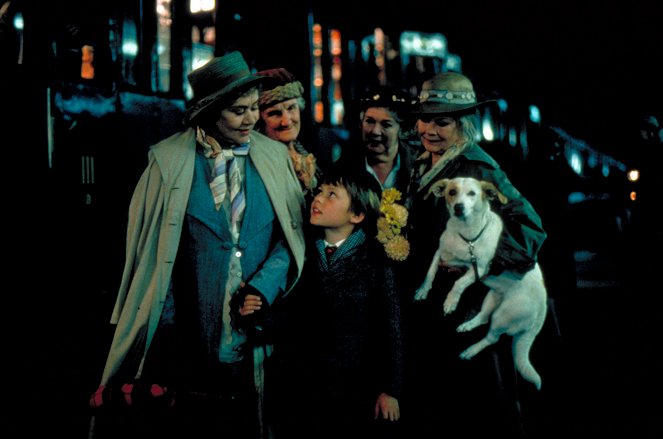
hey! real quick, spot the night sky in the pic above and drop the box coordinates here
[314,0,663,161]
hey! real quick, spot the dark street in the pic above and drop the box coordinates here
[5,192,660,437]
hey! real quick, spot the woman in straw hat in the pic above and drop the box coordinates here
[89,51,306,439]
[401,72,547,438]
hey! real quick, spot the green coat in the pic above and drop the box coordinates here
[406,142,547,281]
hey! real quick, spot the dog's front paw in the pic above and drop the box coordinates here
[443,294,459,314]
[414,286,430,301]
[459,347,476,360]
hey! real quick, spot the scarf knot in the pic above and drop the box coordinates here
[196,127,250,218]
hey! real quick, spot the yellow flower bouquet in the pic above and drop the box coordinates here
[376,188,410,261]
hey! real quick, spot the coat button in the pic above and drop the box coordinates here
[235,251,242,258]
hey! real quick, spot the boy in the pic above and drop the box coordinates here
[266,166,404,439]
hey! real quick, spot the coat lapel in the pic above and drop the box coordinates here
[239,159,274,241]
[186,151,233,241]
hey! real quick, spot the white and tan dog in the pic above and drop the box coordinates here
[414,177,547,390]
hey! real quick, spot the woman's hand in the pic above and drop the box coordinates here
[374,392,400,421]
[237,282,263,316]
[239,294,263,316]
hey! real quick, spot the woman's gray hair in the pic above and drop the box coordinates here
[359,107,404,125]
[295,96,306,111]
[457,113,480,144]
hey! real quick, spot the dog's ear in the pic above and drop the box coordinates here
[426,178,450,200]
[481,181,508,204]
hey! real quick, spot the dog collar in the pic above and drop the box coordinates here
[459,223,489,283]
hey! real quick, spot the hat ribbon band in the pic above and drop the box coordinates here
[419,89,477,105]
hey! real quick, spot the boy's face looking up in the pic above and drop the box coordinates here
[310,183,365,242]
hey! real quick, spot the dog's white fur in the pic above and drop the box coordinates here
[414,177,548,390]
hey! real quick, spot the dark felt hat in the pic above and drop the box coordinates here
[359,85,417,118]
[359,85,417,112]
[412,72,495,115]
[183,51,266,125]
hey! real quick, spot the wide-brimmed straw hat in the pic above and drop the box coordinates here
[256,68,305,109]
[183,51,266,125]
[412,72,495,115]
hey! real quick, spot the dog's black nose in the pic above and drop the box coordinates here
[453,203,464,217]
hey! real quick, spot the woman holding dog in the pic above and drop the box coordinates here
[401,72,547,438]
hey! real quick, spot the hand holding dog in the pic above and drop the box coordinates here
[439,260,466,274]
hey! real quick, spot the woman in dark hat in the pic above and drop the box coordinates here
[401,72,547,438]
[338,84,418,195]
[89,51,306,439]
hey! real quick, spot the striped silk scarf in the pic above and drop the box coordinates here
[197,127,250,233]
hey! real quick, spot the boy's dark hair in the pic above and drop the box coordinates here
[320,165,382,236]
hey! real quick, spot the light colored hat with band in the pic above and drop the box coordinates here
[412,71,495,115]
[184,51,267,125]
[257,68,305,109]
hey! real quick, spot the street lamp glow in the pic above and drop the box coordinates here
[529,105,541,123]
[482,109,495,142]
[13,13,23,30]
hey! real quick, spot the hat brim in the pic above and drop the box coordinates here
[184,75,267,125]
[411,99,497,115]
